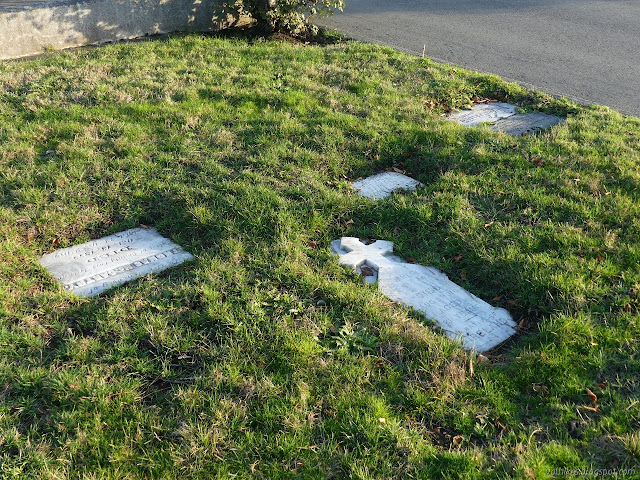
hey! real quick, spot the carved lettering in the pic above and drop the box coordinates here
[40,228,193,297]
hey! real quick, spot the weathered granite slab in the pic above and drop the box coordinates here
[490,112,563,136]
[39,228,194,297]
[331,237,516,352]
[352,172,423,200]
[445,102,517,127]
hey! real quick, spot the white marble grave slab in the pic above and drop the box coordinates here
[490,112,563,136]
[331,237,516,352]
[39,228,194,297]
[352,172,423,200]
[445,102,517,127]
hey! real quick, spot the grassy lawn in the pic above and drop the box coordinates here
[1,32,639,479]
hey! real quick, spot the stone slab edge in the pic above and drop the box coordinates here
[490,112,563,136]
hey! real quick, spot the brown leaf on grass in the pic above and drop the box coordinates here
[407,257,416,263]
[532,384,549,395]
[585,388,598,405]
[507,300,518,307]
[375,358,388,368]
[307,240,317,248]
[580,404,600,412]
[460,272,467,279]
[476,354,490,364]
[483,221,494,228]
[453,254,463,262]
[492,295,503,302]
[452,435,463,447]
[52,238,59,245]
[345,219,354,229]
[392,167,404,174]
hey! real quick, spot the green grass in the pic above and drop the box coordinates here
[1,32,639,479]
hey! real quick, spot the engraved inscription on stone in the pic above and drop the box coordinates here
[490,112,563,136]
[39,228,194,297]
[331,237,516,352]
[445,102,517,127]
[352,172,423,200]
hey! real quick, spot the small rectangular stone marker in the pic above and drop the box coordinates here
[445,102,517,127]
[331,237,516,352]
[490,112,562,136]
[39,228,194,297]
[352,172,423,200]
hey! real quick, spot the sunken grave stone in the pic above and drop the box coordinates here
[490,112,563,136]
[445,102,517,127]
[39,228,194,297]
[352,172,423,200]
[331,237,516,352]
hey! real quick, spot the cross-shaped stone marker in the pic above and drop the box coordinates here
[331,237,517,352]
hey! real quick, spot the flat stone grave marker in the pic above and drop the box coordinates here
[331,237,516,352]
[39,227,194,297]
[352,172,423,200]
[490,112,563,136]
[445,102,517,127]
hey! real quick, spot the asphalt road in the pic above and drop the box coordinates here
[315,0,640,117]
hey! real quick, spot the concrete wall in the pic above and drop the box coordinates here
[0,0,251,60]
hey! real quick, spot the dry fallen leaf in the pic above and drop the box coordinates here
[52,238,60,245]
[460,272,467,279]
[453,254,463,262]
[585,388,598,405]
[483,221,495,228]
[532,384,549,395]
[476,354,490,364]
[452,435,463,446]
[345,219,354,229]
[492,295,503,302]
[580,404,600,412]
[307,240,317,248]
[378,418,386,424]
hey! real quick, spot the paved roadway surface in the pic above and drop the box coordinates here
[315,0,640,117]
